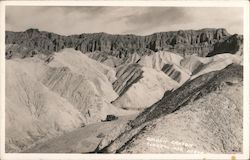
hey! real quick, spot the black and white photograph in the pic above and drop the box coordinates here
[0,0,249,160]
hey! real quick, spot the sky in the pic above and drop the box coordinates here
[6,6,243,35]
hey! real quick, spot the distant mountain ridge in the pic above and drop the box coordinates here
[5,28,243,59]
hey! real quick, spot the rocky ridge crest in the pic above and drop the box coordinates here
[6,28,242,59]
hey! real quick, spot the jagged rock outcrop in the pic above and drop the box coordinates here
[96,64,243,153]
[5,28,242,59]
[207,34,243,57]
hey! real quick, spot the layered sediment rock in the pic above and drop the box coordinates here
[6,28,242,58]
[5,48,134,153]
[112,65,179,110]
[96,64,243,153]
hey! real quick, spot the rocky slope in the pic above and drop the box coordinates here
[6,60,84,152]
[20,62,243,154]
[110,46,242,110]
[108,51,241,111]
[23,115,137,153]
[112,64,179,110]
[119,81,243,153]
[6,28,242,59]
[96,64,243,153]
[5,48,135,153]
[138,51,191,84]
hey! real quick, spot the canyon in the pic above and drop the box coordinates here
[5,28,243,154]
